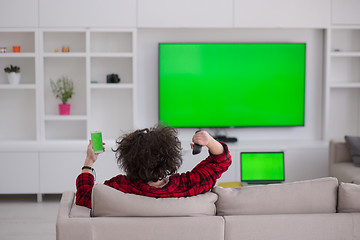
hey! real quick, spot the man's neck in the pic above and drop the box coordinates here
[147,178,167,188]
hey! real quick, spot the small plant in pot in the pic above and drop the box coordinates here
[4,64,21,85]
[50,76,74,115]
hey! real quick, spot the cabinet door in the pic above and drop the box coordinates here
[0,0,38,27]
[87,0,137,28]
[39,152,85,193]
[90,151,122,184]
[138,0,233,28]
[332,0,360,25]
[0,152,39,193]
[39,0,136,27]
[234,0,330,28]
[39,151,122,193]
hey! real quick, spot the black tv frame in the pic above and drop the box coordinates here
[240,151,285,184]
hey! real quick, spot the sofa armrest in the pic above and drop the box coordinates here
[57,191,75,220]
[330,140,351,164]
[56,191,93,240]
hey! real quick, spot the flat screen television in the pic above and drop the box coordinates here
[240,152,285,184]
[158,42,306,128]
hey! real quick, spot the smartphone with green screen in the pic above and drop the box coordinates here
[91,131,103,154]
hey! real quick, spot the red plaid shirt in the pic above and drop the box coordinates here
[76,143,231,208]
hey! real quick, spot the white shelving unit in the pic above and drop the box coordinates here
[0,29,41,196]
[40,29,136,142]
[0,29,39,141]
[88,29,136,141]
[325,26,360,140]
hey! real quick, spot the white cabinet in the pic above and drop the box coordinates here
[138,0,233,28]
[0,0,38,28]
[91,150,123,184]
[325,26,360,140]
[40,29,136,141]
[0,152,39,193]
[39,0,137,28]
[39,152,85,193]
[234,0,330,28]
[39,149,123,193]
[332,0,360,25]
[0,30,39,141]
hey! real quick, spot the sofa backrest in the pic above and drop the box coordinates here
[91,184,218,217]
[68,177,360,219]
[213,177,338,215]
[338,182,360,213]
[330,140,351,164]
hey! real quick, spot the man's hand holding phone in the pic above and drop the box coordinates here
[82,132,105,173]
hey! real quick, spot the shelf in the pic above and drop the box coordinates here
[90,57,133,84]
[45,120,87,140]
[0,90,37,141]
[0,84,36,89]
[0,31,36,53]
[43,31,86,53]
[0,53,36,58]
[331,25,360,30]
[43,53,86,58]
[90,31,133,53]
[331,52,360,57]
[90,83,133,89]
[329,57,360,84]
[331,28,360,53]
[90,53,133,58]
[43,57,87,116]
[44,115,87,121]
[213,140,328,151]
[89,89,133,140]
[329,82,360,88]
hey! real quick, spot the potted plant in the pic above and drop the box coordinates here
[50,76,74,115]
[4,64,21,85]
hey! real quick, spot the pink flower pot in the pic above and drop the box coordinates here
[59,104,70,115]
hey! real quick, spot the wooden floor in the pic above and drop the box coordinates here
[0,194,61,240]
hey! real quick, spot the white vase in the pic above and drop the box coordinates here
[7,72,21,85]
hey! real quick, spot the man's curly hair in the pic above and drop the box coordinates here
[113,124,183,182]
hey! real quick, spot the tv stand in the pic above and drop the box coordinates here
[214,135,238,143]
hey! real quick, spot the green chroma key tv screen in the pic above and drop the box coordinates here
[158,43,306,127]
[241,152,285,183]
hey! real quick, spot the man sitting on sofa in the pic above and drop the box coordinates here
[76,124,232,208]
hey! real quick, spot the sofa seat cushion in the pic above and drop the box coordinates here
[70,204,91,218]
[90,216,225,240]
[338,182,360,213]
[223,213,353,240]
[91,184,218,217]
[213,177,338,215]
[331,162,360,183]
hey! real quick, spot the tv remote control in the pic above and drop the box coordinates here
[192,130,202,155]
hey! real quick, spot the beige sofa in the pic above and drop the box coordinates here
[329,140,360,184]
[57,177,360,240]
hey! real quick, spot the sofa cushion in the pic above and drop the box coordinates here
[91,184,218,217]
[338,182,360,213]
[70,204,91,218]
[345,135,360,166]
[213,177,338,215]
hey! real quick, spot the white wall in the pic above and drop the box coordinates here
[137,28,324,142]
